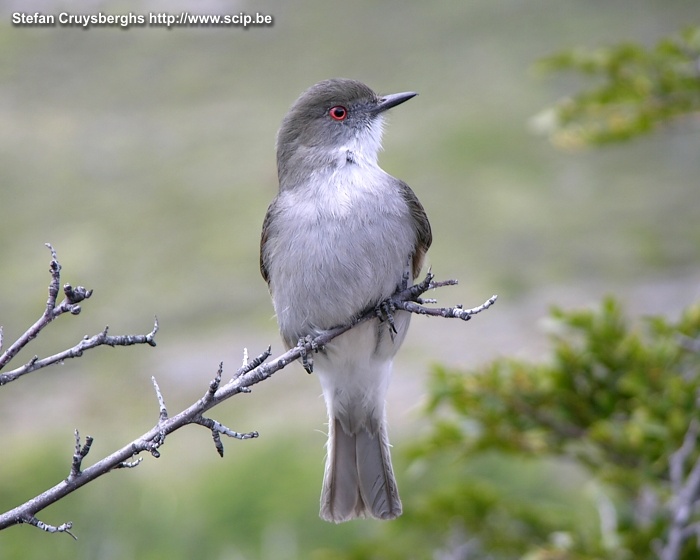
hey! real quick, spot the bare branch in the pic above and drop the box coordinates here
[69,430,94,481]
[115,457,143,469]
[658,418,700,560]
[0,245,157,386]
[0,320,159,386]
[386,271,497,320]
[0,268,496,535]
[151,376,169,423]
[0,244,66,370]
[234,346,272,382]
[396,294,498,320]
[23,517,76,540]
[194,416,259,457]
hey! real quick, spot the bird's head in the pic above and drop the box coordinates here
[276,78,416,185]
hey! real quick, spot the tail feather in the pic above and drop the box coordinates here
[356,427,401,519]
[320,417,402,523]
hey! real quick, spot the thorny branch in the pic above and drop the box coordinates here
[0,249,496,536]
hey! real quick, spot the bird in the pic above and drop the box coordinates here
[259,78,432,523]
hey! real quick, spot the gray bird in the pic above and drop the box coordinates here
[260,78,432,522]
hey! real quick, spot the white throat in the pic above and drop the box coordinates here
[337,116,385,169]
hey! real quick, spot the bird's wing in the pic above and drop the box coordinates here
[259,197,278,285]
[398,180,432,278]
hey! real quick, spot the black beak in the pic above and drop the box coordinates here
[373,91,418,114]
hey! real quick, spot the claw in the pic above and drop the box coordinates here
[297,335,317,374]
[375,300,398,341]
[400,264,411,291]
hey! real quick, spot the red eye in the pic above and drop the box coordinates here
[329,106,348,121]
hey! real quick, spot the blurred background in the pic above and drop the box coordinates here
[0,0,698,558]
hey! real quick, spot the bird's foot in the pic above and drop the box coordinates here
[297,335,318,374]
[375,300,398,341]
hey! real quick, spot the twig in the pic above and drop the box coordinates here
[0,356,270,533]
[23,517,76,540]
[194,417,259,458]
[69,430,94,481]
[0,244,84,370]
[0,269,496,535]
[0,321,158,386]
[657,418,700,560]
[0,244,157,385]
[388,271,497,320]
[152,376,169,423]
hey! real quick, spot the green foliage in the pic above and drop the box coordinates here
[419,299,700,558]
[534,26,700,148]
[326,299,700,559]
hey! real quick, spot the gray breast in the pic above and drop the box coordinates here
[268,169,414,341]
